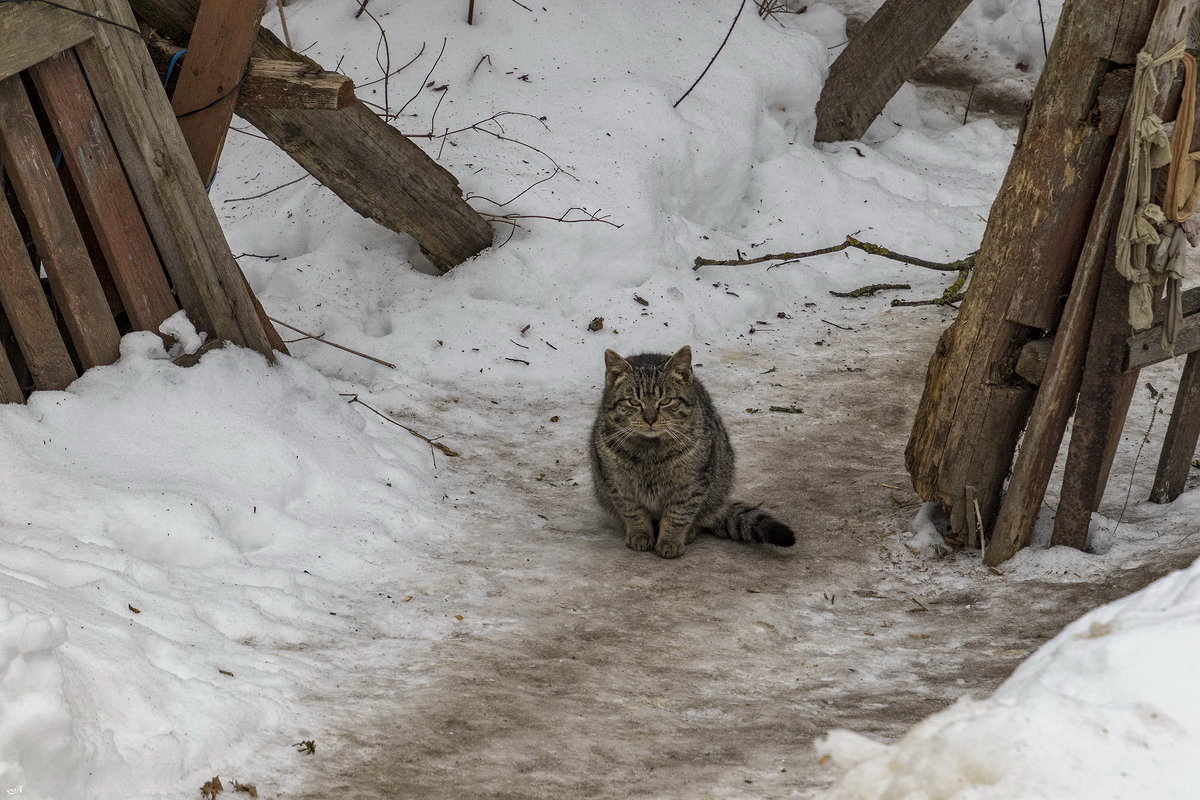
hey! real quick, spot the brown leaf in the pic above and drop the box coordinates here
[233,781,258,797]
[128,604,141,614]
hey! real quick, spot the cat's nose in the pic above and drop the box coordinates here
[642,408,658,426]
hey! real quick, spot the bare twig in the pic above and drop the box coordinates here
[355,1,392,114]
[1113,391,1165,538]
[268,317,398,369]
[223,174,310,203]
[471,54,492,76]
[340,394,460,457]
[694,236,975,272]
[356,42,426,90]
[406,111,570,176]
[276,0,293,49]
[830,283,910,298]
[508,0,533,10]
[675,0,748,108]
[466,167,562,208]
[480,207,623,228]
[353,0,370,19]
[467,0,475,24]
[397,37,447,119]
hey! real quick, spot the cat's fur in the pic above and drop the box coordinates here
[589,346,795,558]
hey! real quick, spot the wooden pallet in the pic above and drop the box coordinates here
[0,0,277,403]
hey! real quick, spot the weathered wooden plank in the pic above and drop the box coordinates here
[906,0,1192,545]
[1150,351,1200,503]
[1126,306,1200,369]
[814,0,974,143]
[170,0,268,186]
[28,49,180,333]
[128,0,495,273]
[0,0,94,83]
[75,0,275,357]
[0,192,78,391]
[0,74,121,369]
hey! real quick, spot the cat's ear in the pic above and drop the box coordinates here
[665,345,693,382]
[604,349,631,383]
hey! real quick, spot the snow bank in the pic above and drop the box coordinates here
[0,330,437,797]
[817,554,1200,799]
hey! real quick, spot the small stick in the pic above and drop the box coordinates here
[276,0,293,49]
[467,0,475,24]
[695,236,975,272]
[675,0,748,108]
[340,394,460,457]
[819,319,853,330]
[268,317,397,369]
[829,283,910,299]
[354,0,371,19]
[223,174,310,203]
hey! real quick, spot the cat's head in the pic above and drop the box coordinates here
[600,346,695,439]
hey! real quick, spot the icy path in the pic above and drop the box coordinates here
[260,310,1195,799]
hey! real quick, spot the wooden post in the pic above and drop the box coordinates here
[1151,351,1200,502]
[170,0,268,186]
[129,0,495,273]
[814,0,973,143]
[906,0,1167,543]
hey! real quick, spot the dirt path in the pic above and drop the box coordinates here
[276,310,1198,799]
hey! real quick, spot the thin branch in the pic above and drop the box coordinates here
[829,282,910,298]
[355,42,426,90]
[354,0,370,18]
[480,206,623,228]
[268,317,398,369]
[693,235,976,272]
[222,174,310,203]
[340,394,460,457]
[466,167,561,208]
[406,111,570,176]
[467,0,475,24]
[674,0,748,108]
[397,37,447,119]
[275,0,293,49]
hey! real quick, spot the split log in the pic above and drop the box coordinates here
[146,35,355,112]
[905,0,1172,543]
[814,0,973,143]
[131,0,494,273]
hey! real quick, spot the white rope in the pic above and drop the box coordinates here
[1115,41,1189,335]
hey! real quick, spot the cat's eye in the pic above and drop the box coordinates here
[624,398,642,408]
[658,398,675,407]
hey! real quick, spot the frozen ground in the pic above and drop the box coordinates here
[2,1,1200,798]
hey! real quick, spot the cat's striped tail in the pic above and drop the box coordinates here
[710,502,795,547]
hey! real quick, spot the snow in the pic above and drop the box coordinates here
[817,551,1200,799]
[1,0,1198,798]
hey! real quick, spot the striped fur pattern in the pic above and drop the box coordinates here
[589,346,795,558]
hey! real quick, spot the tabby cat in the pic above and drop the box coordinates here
[589,346,796,558]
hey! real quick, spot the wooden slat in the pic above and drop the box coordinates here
[1126,307,1200,369]
[0,0,94,82]
[1150,351,1200,503]
[74,0,275,357]
[0,193,77,390]
[170,0,268,186]
[28,49,180,333]
[0,74,121,369]
[128,0,495,274]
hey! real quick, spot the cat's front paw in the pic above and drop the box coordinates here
[625,530,655,551]
[655,538,686,559]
